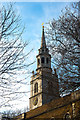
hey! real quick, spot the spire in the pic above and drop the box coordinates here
[41,25,46,48]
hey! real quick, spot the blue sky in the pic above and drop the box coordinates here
[15,2,71,69]
[0,2,72,112]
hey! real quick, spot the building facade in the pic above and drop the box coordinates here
[15,89,80,120]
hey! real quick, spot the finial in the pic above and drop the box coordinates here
[41,23,44,29]
[42,26,44,28]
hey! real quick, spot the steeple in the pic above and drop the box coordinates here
[29,24,60,110]
[41,26,46,48]
[36,25,51,71]
[38,25,49,54]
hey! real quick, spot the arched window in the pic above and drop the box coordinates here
[46,57,49,64]
[41,57,45,63]
[42,48,44,52]
[34,83,38,93]
[38,59,40,65]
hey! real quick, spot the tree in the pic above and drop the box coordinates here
[46,2,80,95]
[1,110,19,119]
[0,3,32,110]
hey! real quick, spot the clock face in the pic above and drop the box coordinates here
[33,97,38,106]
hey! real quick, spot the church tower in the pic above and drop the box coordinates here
[29,25,60,110]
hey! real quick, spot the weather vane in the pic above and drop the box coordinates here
[41,23,44,28]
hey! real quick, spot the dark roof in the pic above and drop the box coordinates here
[26,89,80,119]
[15,89,80,120]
